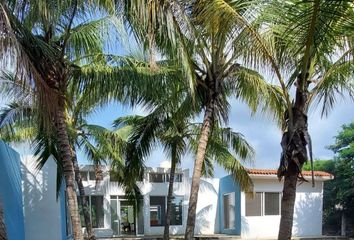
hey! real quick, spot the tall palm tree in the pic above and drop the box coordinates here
[201,1,353,238]
[0,1,120,238]
[0,82,142,239]
[0,1,179,238]
[122,2,284,238]
[263,1,353,239]
[0,0,181,239]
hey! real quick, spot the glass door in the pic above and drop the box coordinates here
[120,201,135,235]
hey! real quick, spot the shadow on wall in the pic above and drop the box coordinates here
[195,179,219,234]
[293,193,322,237]
[240,216,250,236]
[195,204,213,234]
[21,157,63,240]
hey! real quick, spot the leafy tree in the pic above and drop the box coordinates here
[321,122,354,236]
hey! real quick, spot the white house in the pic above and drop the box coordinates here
[0,141,333,240]
[76,165,332,239]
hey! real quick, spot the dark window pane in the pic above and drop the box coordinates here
[246,192,262,216]
[80,171,88,181]
[265,193,280,215]
[150,196,166,226]
[89,171,96,181]
[175,174,183,182]
[149,173,164,183]
[170,196,183,225]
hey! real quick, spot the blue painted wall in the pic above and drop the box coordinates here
[218,175,241,235]
[0,141,25,240]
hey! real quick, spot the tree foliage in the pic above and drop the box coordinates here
[303,122,354,236]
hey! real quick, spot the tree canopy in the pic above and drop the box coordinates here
[303,121,354,236]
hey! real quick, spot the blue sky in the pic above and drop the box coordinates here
[78,95,354,177]
[1,31,353,178]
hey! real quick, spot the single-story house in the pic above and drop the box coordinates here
[0,141,333,240]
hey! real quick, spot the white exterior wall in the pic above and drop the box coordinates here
[240,178,324,239]
[82,168,220,236]
[21,156,64,240]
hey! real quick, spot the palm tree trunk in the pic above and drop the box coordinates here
[72,151,94,240]
[278,75,309,240]
[0,201,6,240]
[163,148,177,240]
[56,105,83,240]
[185,100,214,240]
[278,162,298,240]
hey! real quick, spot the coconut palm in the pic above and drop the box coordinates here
[0,88,144,239]
[0,1,182,238]
[114,109,254,240]
[263,2,353,238]
[200,1,353,238]
[123,2,284,238]
[0,1,121,238]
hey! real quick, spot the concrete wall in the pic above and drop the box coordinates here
[240,178,324,239]
[218,175,241,235]
[21,155,65,240]
[0,141,25,240]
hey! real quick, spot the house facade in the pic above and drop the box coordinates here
[0,141,333,239]
[79,165,332,239]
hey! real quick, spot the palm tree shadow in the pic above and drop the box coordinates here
[293,192,322,237]
[21,156,63,239]
[195,204,213,234]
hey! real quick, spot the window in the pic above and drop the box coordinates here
[166,173,183,182]
[170,196,183,225]
[80,171,88,181]
[150,196,166,226]
[265,193,280,215]
[246,192,262,216]
[89,171,96,181]
[149,173,164,183]
[78,195,104,228]
[223,193,235,229]
[245,192,281,216]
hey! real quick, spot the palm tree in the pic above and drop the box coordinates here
[200,1,353,238]
[0,1,121,238]
[114,76,255,240]
[264,2,353,239]
[0,81,144,239]
[0,1,179,238]
[122,2,284,238]
[114,117,254,240]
